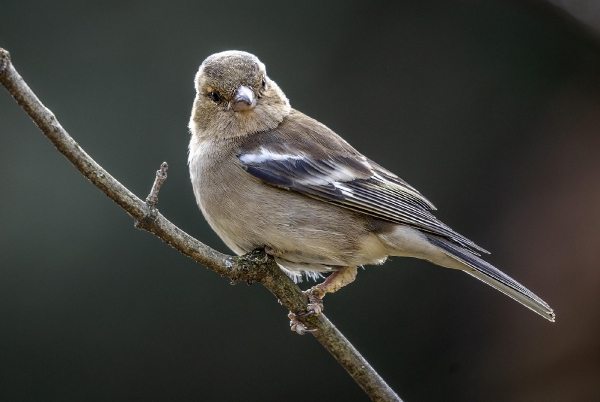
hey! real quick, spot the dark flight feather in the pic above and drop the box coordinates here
[426,235,555,321]
[238,110,488,255]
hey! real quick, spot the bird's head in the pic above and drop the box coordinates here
[189,51,290,139]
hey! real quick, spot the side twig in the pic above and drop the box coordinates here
[0,48,402,402]
[146,161,168,207]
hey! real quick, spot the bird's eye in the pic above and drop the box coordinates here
[209,91,221,102]
[261,77,266,89]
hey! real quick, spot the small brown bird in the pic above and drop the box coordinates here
[188,50,555,333]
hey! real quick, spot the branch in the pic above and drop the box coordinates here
[0,48,402,402]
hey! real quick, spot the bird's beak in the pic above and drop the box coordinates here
[232,85,256,112]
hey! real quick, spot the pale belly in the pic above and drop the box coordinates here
[193,165,389,273]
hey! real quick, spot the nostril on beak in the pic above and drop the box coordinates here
[232,85,256,111]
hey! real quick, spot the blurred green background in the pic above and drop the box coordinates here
[1,1,599,401]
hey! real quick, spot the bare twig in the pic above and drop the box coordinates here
[0,48,402,402]
[146,161,168,207]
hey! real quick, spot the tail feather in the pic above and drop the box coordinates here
[426,235,555,322]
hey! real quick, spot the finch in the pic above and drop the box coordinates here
[188,50,555,331]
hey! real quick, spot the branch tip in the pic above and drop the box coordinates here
[146,162,169,207]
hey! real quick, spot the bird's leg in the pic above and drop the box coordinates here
[304,266,358,315]
[289,266,358,334]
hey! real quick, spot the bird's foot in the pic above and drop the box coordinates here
[264,246,284,258]
[288,287,326,334]
[287,267,357,335]
[288,312,317,335]
[299,287,326,317]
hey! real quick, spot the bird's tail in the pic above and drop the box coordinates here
[426,235,555,322]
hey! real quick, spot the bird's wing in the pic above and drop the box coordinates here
[238,110,488,254]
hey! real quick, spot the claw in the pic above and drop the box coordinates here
[288,312,317,335]
[295,300,323,317]
[294,309,316,318]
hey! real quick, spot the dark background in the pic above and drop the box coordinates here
[1,1,599,401]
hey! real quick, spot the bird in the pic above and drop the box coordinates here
[188,50,555,333]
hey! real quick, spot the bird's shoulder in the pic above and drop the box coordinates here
[239,109,365,167]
